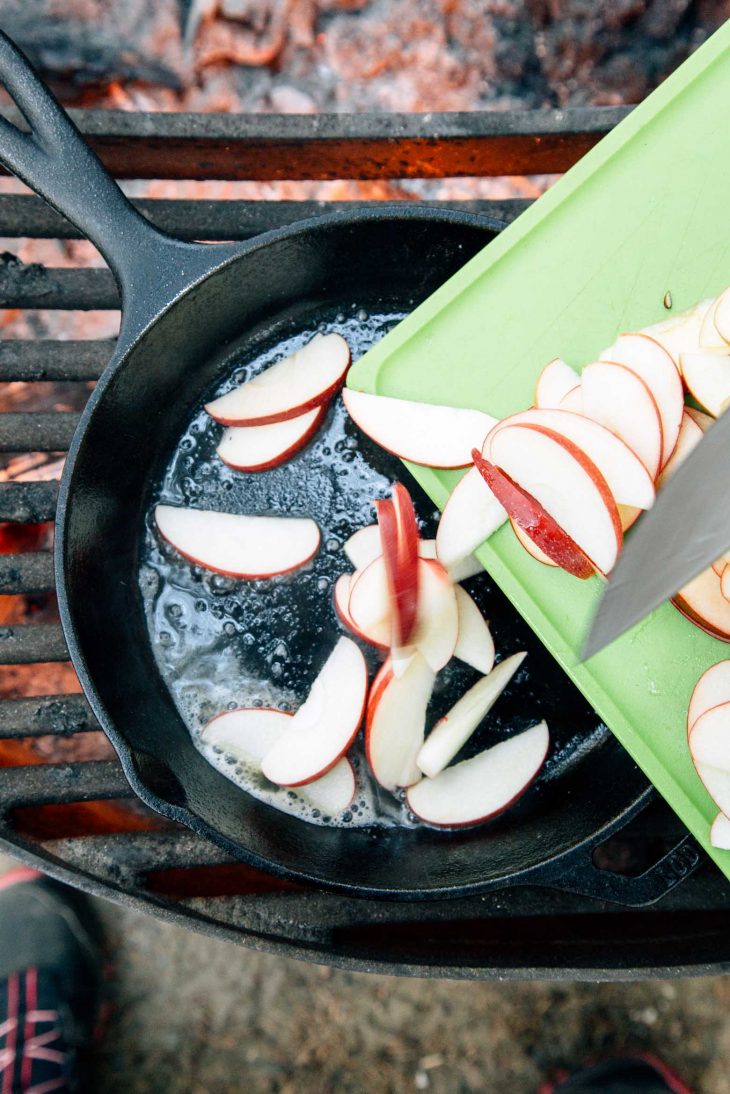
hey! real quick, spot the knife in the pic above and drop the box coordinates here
[583,408,730,659]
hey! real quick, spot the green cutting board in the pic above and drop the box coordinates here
[348,22,730,880]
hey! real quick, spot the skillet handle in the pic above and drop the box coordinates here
[534,830,702,908]
[0,32,233,345]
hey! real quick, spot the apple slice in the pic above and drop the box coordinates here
[155,505,320,579]
[435,465,507,569]
[618,505,641,532]
[722,568,730,604]
[344,525,381,570]
[680,350,730,417]
[558,386,583,412]
[203,707,355,814]
[347,558,391,649]
[487,424,622,575]
[672,567,730,642]
[419,538,482,582]
[333,573,356,631]
[599,333,683,467]
[408,559,459,673]
[710,812,730,850]
[511,517,557,566]
[216,405,326,472]
[342,388,497,468]
[407,721,549,828]
[206,333,350,426]
[687,661,730,734]
[700,296,729,350]
[453,586,495,675]
[688,700,730,768]
[472,451,595,579]
[656,411,703,489]
[685,405,714,432]
[644,299,712,370]
[712,554,730,578]
[261,637,367,786]
[534,357,580,409]
[366,652,435,790]
[713,286,730,344]
[487,407,655,510]
[581,362,663,479]
[416,651,526,778]
[377,485,420,647]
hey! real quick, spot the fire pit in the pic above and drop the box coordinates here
[0,108,729,978]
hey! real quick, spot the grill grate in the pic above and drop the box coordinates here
[1,107,729,980]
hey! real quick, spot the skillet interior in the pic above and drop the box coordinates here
[59,211,648,897]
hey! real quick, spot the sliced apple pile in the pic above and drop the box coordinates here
[203,707,355,815]
[155,505,320,579]
[686,661,730,848]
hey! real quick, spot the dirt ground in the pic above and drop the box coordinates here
[1,852,728,1093]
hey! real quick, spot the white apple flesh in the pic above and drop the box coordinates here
[453,586,495,675]
[488,423,622,575]
[534,357,580,409]
[558,386,583,412]
[366,652,435,790]
[700,295,729,350]
[656,411,703,489]
[416,651,526,778]
[643,299,712,370]
[342,388,498,468]
[581,361,663,479]
[205,333,350,425]
[155,505,320,579]
[435,465,507,569]
[344,525,381,570]
[407,721,549,828]
[713,286,730,344]
[216,405,326,471]
[710,812,730,851]
[599,333,683,467]
[261,637,368,786]
[687,660,730,734]
[688,700,730,769]
[203,707,355,814]
[680,350,730,417]
[407,559,460,673]
[487,407,655,510]
[347,558,391,649]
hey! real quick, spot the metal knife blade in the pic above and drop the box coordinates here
[583,408,730,659]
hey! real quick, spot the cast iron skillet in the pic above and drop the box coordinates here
[0,33,699,902]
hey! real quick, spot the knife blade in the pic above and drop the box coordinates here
[582,408,730,659]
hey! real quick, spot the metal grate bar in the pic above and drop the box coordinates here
[0,482,60,523]
[0,106,628,181]
[0,552,54,594]
[0,694,97,739]
[45,830,232,875]
[0,340,114,382]
[0,259,118,310]
[0,760,129,810]
[0,413,80,452]
[0,195,528,240]
[0,623,68,664]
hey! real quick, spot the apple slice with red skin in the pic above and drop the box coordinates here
[377,485,420,647]
[558,386,583,413]
[656,411,703,489]
[482,423,623,575]
[599,333,683,467]
[453,586,495,675]
[342,388,497,468]
[486,407,655,510]
[155,505,320,579]
[261,636,368,786]
[688,702,730,816]
[534,357,580,409]
[672,567,730,642]
[206,333,350,425]
[333,573,358,633]
[581,362,663,479]
[216,405,326,472]
[366,652,435,790]
[710,812,730,850]
[407,721,549,828]
[344,525,381,570]
[416,651,526,778]
[680,349,730,417]
[203,707,355,814]
[408,559,460,673]
[713,286,730,344]
[435,465,507,570]
[347,559,391,650]
[687,661,730,735]
[472,450,595,579]
[510,517,557,567]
